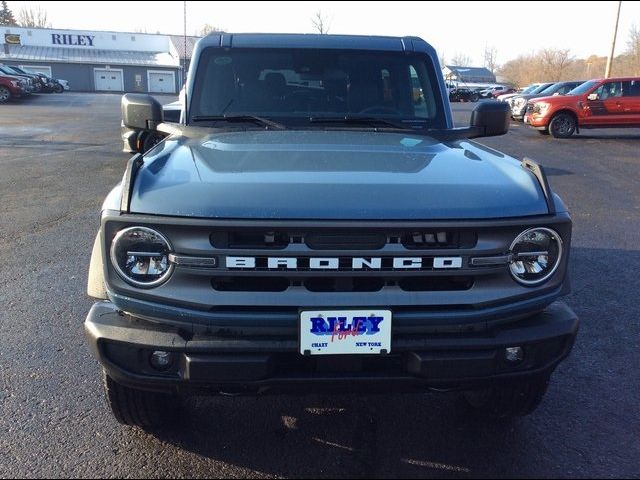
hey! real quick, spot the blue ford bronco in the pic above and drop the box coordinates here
[85,33,578,428]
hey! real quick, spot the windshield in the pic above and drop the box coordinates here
[567,80,599,95]
[530,83,554,94]
[190,48,445,128]
[538,83,561,96]
[520,84,541,94]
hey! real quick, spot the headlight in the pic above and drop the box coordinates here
[509,228,563,286]
[533,102,550,114]
[110,226,174,288]
[10,80,19,87]
[514,97,526,108]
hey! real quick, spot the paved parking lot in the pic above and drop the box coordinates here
[0,93,638,478]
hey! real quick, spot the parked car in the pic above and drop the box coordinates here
[86,33,578,429]
[491,86,517,98]
[34,73,65,93]
[497,83,543,102]
[449,87,479,102]
[0,65,34,93]
[0,74,27,102]
[4,66,43,91]
[510,81,584,120]
[506,82,555,109]
[524,77,640,138]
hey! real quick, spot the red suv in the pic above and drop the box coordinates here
[524,77,640,138]
[0,74,26,103]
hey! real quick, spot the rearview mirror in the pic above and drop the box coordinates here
[587,93,598,101]
[121,93,162,131]
[469,101,510,137]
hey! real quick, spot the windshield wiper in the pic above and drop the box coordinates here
[308,116,419,131]
[191,115,286,130]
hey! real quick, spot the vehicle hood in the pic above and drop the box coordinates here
[531,94,581,104]
[129,130,550,220]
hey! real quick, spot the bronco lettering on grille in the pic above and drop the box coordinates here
[225,256,463,270]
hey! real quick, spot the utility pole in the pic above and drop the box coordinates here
[605,0,622,78]
[183,0,187,80]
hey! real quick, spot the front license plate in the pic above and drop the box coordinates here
[299,310,392,355]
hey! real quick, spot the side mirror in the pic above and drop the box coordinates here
[469,101,510,137]
[121,93,162,131]
[587,93,598,101]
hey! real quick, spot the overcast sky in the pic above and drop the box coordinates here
[6,1,638,66]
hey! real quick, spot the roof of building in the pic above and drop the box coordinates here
[0,44,179,67]
[443,65,495,78]
[168,35,201,60]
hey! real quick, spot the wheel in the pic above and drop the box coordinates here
[463,374,550,418]
[548,112,576,138]
[102,369,179,428]
[0,86,11,103]
[470,93,479,102]
[53,83,64,93]
[537,129,550,136]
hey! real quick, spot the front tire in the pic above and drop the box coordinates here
[0,86,11,103]
[53,83,64,93]
[102,369,179,428]
[549,113,576,138]
[463,375,550,418]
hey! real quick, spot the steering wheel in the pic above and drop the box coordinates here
[358,105,402,115]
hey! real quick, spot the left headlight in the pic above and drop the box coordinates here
[509,227,563,286]
[110,226,174,288]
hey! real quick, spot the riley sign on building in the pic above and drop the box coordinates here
[1,26,170,53]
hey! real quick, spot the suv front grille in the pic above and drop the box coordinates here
[210,229,476,251]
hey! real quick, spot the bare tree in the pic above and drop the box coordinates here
[540,48,573,80]
[199,23,225,36]
[483,45,498,74]
[626,24,640,75]
[451,53,472,67]
[17,6,50,28]
[311,10,331,34]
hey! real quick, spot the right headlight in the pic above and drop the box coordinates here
[110,226,174,288]
[509,227,563,286]
[514,97,527,108]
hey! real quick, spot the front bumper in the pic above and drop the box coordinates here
[85,300,578,395]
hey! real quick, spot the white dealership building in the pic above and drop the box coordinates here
[1,26,199,93]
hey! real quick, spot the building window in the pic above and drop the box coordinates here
[27,30,32,36]
[131,36,136,41]
[112,35,116,40]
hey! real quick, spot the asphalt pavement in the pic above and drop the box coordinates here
[0,94,638,478]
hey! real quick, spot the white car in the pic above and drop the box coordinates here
[497,83,542,102]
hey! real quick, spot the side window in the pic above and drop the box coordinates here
[557,85,572,95]
[623,80,640,97]
[596,81,623,100]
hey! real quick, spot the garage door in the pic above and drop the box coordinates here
[94,69,123,91]
[21,65,52,77]
[148,71,176,93]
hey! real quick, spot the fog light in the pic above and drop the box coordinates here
[504,346,524,364]
[150,350,173,371]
